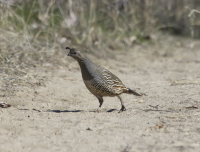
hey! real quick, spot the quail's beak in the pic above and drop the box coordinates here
[66,47,71,56]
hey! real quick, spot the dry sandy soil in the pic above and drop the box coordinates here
[0,35,200,152]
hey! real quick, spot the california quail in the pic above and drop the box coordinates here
[66,47,142,112]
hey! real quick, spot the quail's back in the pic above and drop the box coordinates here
[66,47,142,112]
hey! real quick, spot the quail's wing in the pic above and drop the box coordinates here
[96,67,126,90]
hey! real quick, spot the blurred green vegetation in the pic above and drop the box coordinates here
[0,0,200,69]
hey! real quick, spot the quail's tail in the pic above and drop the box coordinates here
[128,88,142,96]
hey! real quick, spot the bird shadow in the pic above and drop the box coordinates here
[89,108,118,113]
[18,108,29,111]
[47,108,119,113]
[46,109,84,113]
[107,109,118,112]
[18,108,119,113]
[18,108,84,113]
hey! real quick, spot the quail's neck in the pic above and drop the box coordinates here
[78,57,97,80]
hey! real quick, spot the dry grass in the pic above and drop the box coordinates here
[0,0,200,76]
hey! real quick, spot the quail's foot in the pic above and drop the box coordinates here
[96,107,101,113]
[119,105,126,113]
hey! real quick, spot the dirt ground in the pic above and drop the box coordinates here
[0,35,200,152]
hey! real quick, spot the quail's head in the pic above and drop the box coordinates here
[66,47,85,61]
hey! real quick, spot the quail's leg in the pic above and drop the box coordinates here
[96,96,103,113]
[117,95,126,112]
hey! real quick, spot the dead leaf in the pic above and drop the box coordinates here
[0,102,11,108]
[154,124,164,129]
